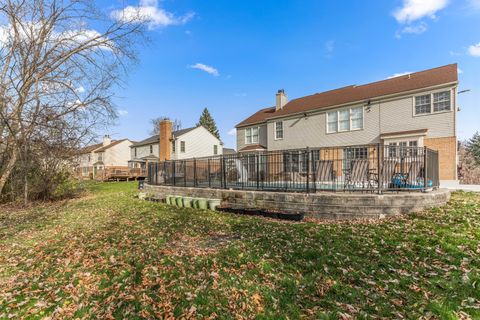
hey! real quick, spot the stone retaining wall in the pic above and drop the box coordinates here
[145,184,451,219]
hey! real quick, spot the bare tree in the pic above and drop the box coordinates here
[0,0,145,196]
[149,117,182,135]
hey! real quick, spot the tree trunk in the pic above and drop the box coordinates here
[23,144,28,206]
[0,150,18,195]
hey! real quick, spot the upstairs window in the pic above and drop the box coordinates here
[213,145,218,155]
[245,127,259,144]
[415,94,431,114]
[415,90,451,115]
[97,153,103,161]
[180,141,185,153]
[149,145,153,154]
[134,148,137,157]
[274,121,283,140]
[172,141,175,153]
[327,106,363,133]
[433,91,451,112]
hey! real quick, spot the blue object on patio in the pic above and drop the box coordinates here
[391,174,433,189]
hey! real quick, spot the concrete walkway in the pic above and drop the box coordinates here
[440,181,480,192]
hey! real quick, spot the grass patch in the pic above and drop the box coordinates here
[0,183,479,319]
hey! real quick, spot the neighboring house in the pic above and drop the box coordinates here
[223,148,236,155]
[236,64,459,183]
[129,121,224,170]
[77,136,133,179]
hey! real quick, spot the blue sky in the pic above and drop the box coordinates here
[104,0,480,148]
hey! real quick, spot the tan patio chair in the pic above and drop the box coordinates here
[314,160,335,182]
[344,159,370,189]
[372,159,398,188]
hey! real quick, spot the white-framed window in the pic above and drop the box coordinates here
[433,91,451,112]
[343,147,368,170]
[82,167,89,176]
[134,148,137,157]
[387,140,420,157]
[97,153,103,161]
[415,90,451,115]
[245,127,259,144]
[172,141,175,153]
[149,145,153,154]
[327,106,364,133]
[180,141,185,153]
[274,121,283,140]
[213,145,218,155]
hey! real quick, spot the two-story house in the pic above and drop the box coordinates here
[236,64,459,183]
[77,135,133,179]
[129,120,224,170]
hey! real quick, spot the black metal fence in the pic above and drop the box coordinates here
[148,144,440,193]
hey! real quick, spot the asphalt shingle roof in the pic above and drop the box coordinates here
[236,64,458,127]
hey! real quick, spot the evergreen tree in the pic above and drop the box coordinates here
[466,132,480,165]
[197,108,220,139]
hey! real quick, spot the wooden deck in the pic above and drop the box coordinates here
[95,167,147,181]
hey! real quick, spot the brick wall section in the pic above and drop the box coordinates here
[424,136,457,180]
[145,184,450,220]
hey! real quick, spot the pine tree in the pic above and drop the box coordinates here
[197,108,220,139]
[466,132,480,165]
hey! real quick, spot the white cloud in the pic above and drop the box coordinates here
[468,43,480,57]
[75,86,85,93]
[228,128,236,136]
[0,23,113,51]
[111,0,194,30]
[388,71,413,79]
[395,22,428,38]
[325,40,335,53]
[393,0,449,24]
[449,50,461,56]
[118,109,129,116]
[189,63,219,76]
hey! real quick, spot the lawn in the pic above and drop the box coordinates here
[0,183,479,319]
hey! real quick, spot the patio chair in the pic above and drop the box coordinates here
[314,160,335,182]
[344,159,371,190]
[372,159,398,189]
[404,160,423,184]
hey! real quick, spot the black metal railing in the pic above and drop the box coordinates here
[147,144,440,193]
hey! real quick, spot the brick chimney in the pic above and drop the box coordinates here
[159,119,172,161]
[276,89,287,111]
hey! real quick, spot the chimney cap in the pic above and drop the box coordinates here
[277,89,285,94]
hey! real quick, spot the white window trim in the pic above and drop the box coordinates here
[326,106,364,134]
[413,89,452,117]
[180,141,186,153]
[245,126,260,145]
[383,136,424,147]
[274,121,284,140]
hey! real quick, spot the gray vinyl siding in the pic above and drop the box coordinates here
[236,124,268,151]
[267,104,380,150]
[130,143,159,160]
[244,84,456,151]
[379,88,455,138]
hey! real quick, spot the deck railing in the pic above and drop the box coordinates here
[147,144,440,193]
